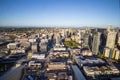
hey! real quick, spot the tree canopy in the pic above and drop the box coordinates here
[64,41,79,48]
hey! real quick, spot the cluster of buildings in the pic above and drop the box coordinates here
[104,48,120,60]
[6,33,50,54]
[44,61,72,80]
[83,65,119,78]
[0,26,120,80]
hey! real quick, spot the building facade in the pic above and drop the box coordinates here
[92,32,101,55]
[106,31,117,49]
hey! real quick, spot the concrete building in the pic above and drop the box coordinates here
[45,61,73,80]
[83,33,92,49]
[20,42,31,51]
[47,62,66,70]
[71,35,80,43]
[115,49,120,60]
[92,32,101,55]
[55,33,60,45]
[104,48,120,60]
[117,32,120,45]
[106,31,117,49]
[83,65,120,78]
[104,47,111,58]
[45,70,72,80]
[31,54,45,60]
[70,48,80,55]
[7,43,19,49]
[83,33,89,46]
[18,38,29,42]
[10,48,26,54]
[74,56,105,67]
[39,39,48,52]
[50,51,69,58]
[53,44,66,51]
[31,43,38,52]
[29,38,37,43]
[82,50,92,56]
[77,31,82,44]
[28,61,41,67]
[107,24,112,32]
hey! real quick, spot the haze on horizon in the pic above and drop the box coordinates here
[0,0,120,28]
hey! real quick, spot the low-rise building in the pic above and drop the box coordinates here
[31,42,38,52]
[31,54,45,60]
[29,38,37,43]
[7,43,20,49]
[47,62,66,71]
[50,51,69,58]
[70,48,80,55]
[82,50,92,56]
[83,65,120,78]
[53,44,66,51]
[45,62,73,80]
[74,56,105,67]
[10,48,26,54]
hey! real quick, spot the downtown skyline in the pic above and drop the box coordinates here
[0,0,120,27]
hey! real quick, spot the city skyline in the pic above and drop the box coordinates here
[0,0,120,27]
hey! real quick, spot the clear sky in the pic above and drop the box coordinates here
[0,0,120,27]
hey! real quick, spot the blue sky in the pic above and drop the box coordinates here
[0,0,120,27]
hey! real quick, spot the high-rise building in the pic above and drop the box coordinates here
[117,32,120,45]
[39,39,48,52]
[83,33,89,46]
[31,43,38,53]
[104,47,110,58]
[115,49,120,60]
[92,32,101,55]
[106,31,117,49]
[107,24,112,32]
[55,33,60,45]
[83,32,92,50]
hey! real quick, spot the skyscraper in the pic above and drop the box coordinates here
[117,32,120,45]
[106,31,117,49]
[83,33,89,46]
[92,32,101,55]
[55,33,60,45]
[107,24,112,32]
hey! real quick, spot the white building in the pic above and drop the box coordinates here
[29,38,37,43]
[31,54,45,59]
[10,48,25,54]
[49,51,69,57]
[53,45,66,51]
[7,43,19,49]
[106,31,117,49]
[28,61,41,67]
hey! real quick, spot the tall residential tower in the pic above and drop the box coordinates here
[92,32,101,55]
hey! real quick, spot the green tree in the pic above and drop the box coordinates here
[64,41,79,48]
[98,54,105,59]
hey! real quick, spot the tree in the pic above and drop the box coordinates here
[64,41,79,48]
[98,54,105,59]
